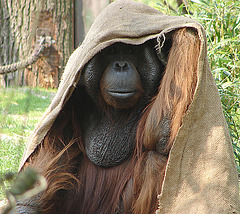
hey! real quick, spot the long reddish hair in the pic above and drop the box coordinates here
[27,27,200,214]
[133,27,200,213]
[137,27,200,152]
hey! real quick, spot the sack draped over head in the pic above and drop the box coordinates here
[20,0,240,213]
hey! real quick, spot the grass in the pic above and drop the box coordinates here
[0,87,56,201]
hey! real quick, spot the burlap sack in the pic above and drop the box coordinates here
[20,0,240,213]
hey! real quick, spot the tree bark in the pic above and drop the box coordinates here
[0,0,74,88]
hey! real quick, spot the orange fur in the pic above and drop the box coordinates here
[26,27,200,214]
[134,28,200,213]
[137,27,200,152]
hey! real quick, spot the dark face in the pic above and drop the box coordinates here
[100,43,143,109]
[77,41,165,167]
[83,41,164,110]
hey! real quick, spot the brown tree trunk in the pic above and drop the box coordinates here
[0,0,74,88]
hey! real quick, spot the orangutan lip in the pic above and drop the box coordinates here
[107,90,136,98]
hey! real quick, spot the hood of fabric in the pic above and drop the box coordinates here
[20,0,240,213]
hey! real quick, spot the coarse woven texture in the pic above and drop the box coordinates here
[19,0,240,213]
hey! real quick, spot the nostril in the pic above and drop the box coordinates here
[115,61,128,69]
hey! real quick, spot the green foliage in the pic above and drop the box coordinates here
[0,88,55,137]
[0,87,56,200]
[2,168,47,214]
[156,0,240,170]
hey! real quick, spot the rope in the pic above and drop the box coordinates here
[0,37,48,75]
